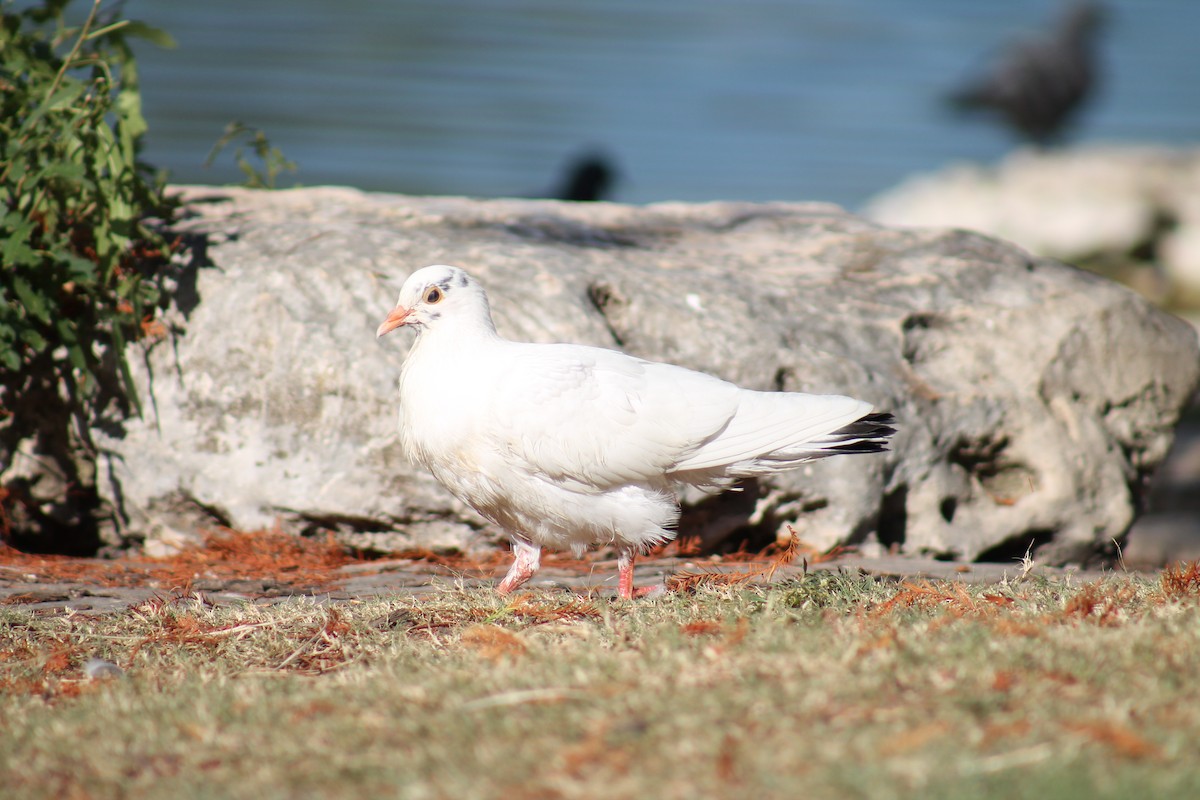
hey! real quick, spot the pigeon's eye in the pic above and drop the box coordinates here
[423,286,444,304]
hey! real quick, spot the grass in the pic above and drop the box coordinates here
[2,566,1200,799]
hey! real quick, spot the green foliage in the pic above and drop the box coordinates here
[0,0,177,424]
[205,120,298,189]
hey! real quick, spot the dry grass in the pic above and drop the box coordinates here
[0,531,640,594]
[665,525,805,592]
[2,567,1200,799]
[0,528,355,590]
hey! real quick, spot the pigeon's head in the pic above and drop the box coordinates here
[376,264,492,338]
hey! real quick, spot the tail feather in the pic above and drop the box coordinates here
[673,393,873,472]
[671,395,897,487]
[816,412,896,455]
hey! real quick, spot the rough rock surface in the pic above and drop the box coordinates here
[93,186,1200,564]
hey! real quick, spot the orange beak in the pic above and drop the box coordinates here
[376,305,412,338]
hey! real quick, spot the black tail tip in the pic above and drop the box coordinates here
[824,411,897,455]
[860,411,897,438]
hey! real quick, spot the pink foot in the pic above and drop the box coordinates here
[497,538,541,595]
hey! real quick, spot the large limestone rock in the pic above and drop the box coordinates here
[94,186,1199,564]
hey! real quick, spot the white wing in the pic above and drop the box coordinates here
[485,342,878,490]
[485,343,740,490]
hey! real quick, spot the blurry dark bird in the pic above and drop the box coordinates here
[553,153,617,202]
[948,2,1107,145]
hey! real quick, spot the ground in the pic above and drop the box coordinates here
[0,528,1104,613]
[3,535,1199,799]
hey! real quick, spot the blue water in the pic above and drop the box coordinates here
[123,0,1199,210]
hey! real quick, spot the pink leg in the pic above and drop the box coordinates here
[617,549,657,599]
[617,550,639,599]
[497,538,541,595]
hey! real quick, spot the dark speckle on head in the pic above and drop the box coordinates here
[427,311,442,321]
[457,273,469,288]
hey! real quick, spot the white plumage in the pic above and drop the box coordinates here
[377,265,894,598]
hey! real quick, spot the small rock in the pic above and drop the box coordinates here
[84,658,124,680]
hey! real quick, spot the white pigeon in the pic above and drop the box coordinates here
[377,265,895,598]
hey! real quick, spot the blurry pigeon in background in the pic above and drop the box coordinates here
[948,1,1107,145]
[553,152,617,201]
[377,265,895,599]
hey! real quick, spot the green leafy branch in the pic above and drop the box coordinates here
[205,120,298,190]
[1,0,177,432]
